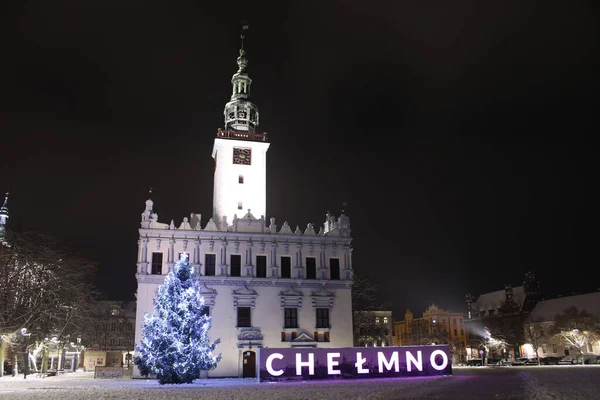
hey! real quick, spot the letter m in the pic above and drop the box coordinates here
[377,351,399,373]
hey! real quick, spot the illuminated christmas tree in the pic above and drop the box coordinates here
[134,255,221,384]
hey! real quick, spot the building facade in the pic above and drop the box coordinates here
[464,271,542,362]
[521,291,600,362]
[354,310,393,347]
[133,32,354,378]
[393,305,468,364]
[82,301,136,371]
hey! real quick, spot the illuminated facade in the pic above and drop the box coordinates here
[464,272,541,362]
[133,29,354,378]
[521,291,600,361]
[393,305,468,364]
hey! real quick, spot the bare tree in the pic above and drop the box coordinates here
[550,306,599,365]
[523,317,547,365]
[351,268,390,346]
[0,229,99,377]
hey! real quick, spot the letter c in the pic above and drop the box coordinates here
[266,353,284,376]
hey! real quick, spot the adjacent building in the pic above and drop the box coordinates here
[354,310,393,347]
[82,301,136,371]
[521,291,600,362]
[464,271,542,361]
[393,305,468,364]
[133,31,354,378]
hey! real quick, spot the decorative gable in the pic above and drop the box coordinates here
[232,286,258,309]
[199,284,218,307]
[291,328,316,345]
[311,287,335,309]
[279,221,293,234]
[280,286,303,308]
[204,218,219,231]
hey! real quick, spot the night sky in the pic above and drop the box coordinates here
[1,1,596,319]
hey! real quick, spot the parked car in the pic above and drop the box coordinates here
[557,355,577,365]
[511,357,530,366]
[523,358,540,365]
[583,355,600,364]
[466,358,484,366]
[540,356,562,365]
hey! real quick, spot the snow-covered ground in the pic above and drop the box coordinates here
[0,365,598,399]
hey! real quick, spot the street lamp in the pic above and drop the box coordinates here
[20,328,31,379]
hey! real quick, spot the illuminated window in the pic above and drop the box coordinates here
[239,175,244,184]
[383,317,388,324]
[238,201,243,210]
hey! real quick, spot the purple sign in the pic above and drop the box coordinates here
[258,345,452,382]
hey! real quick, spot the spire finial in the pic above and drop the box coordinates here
[149,186,153,195]
[237,22,249,72]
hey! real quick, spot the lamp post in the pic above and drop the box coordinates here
[20,328,31,379]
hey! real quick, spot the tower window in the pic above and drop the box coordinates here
[239,175,244,184]
[238,201,243,210]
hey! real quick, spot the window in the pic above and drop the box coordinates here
[316,308,329,328]
[230,254,241,277]
[383,317,388,324]
[239,175,244,184]
[330,258,340,280]
[284,308,298,329]
[205,254,216,276]
[256,255,267,278]
[306,257,316,279]
[237,307,251,327]
[281,256,291,278]
[151,252,163,275]
[200,307,210,317]
[454,329,458,335]
[238,201,243,210]
[178,252,189,262]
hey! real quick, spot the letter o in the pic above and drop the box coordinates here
[430,350,449,371]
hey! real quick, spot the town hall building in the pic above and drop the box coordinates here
[133,31,354,378]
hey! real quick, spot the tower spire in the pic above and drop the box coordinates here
[223,22,259,133]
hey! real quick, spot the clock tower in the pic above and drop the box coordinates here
[212,26,270,228]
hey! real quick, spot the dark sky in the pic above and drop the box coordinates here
[1,1,596,319]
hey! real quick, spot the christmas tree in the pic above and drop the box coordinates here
[134,254,221,384]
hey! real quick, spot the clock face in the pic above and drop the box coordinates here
[233,148,251,165]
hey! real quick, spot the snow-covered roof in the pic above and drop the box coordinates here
[526,291,600,323]
[474,286,526,315]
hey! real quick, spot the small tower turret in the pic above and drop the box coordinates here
[223,23,259,133]
[0,191,9,245]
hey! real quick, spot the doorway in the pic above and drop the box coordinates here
[242,350,256,378]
